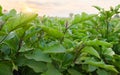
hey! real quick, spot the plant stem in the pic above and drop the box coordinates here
[73,44,85,63]
[105,19,111,41]
[60,21,69,43]
[17,32,25,51]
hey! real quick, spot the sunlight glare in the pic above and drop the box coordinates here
[22,6,34,13]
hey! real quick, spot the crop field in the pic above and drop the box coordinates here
[0,5,120,75]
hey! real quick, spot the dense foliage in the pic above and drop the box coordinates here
[0,4,120,75]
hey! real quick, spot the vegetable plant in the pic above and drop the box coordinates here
[0,4,120,75]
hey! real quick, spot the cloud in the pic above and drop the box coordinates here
[25,1,63,6]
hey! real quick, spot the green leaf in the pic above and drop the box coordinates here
[72,14,81,24]
[43,44,66,53]
[19,45,34,52]
[6,31,16,40]
[2,13,38,33]
[97,69,110,75]
[86,61,118,73]
[0,62,13,75]
[0,43,11,55]
[88,65,97,72]
[82,46,100,59]
[15,56,47,73]
[0,5,3,16]
[68,69,82,75]
[102,48,115,56]
[42,63,62,75]
[15,55,28,66]
[15,28,25,38]
[25,49,51,62]
[24,26,39,40]
[93,6,102,11]
[114,22,120,32]
[26,60,47,73]
[0,31,7,36]
[41,25,64,39]
[5,34,18,50]
[63,38,74,49]
[86,39,112,47]
[113,54,120,69]
[2,9,16,21]
[72,13,95,24]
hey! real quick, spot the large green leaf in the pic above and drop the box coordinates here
[0,62,13,75]
[102,48,115,56]
[97,69,110,75]
[26,60,47,73]
[43,44,66,53]
[42,63,62,75]
[41,25,64,39]
[86,39,112,47]
[68,69,82,75]
[88,65,97,72]
[25,49,51,62]
[2,13,37,33]
[15,55,28,66]
[82,46,100,59]
[72,12,95,24]
[4,32,18,50]
[85,61,118,73]
[15,56,47,73]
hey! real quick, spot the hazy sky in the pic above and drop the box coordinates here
[0,0,120,17]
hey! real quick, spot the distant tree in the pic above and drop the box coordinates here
[69,13,73,18]
[113,14,120,18]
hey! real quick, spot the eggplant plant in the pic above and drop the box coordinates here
[0,4,120,75]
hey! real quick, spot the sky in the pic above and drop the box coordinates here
[0,0,120,17]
